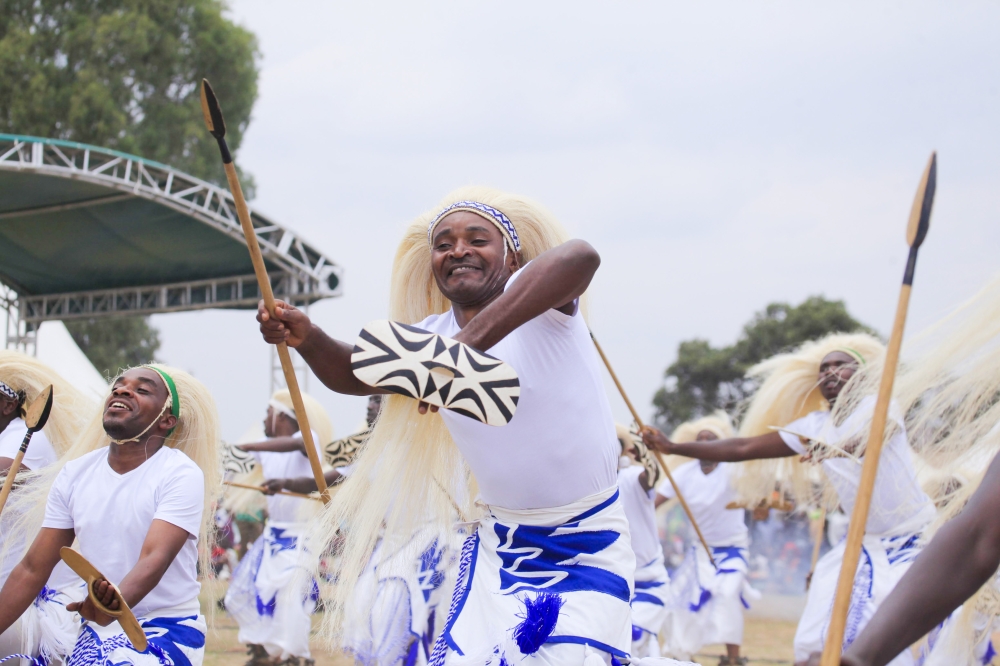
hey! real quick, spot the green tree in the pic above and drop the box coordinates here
[0,0,259,366]
[0,0,259,190]
[65,317,161,378]
[652,296,877,431]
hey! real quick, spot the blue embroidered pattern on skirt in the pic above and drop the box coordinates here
[67,615,204,666]
[418,539,446,603]
[841,546,874,649]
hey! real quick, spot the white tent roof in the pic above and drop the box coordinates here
[36,321,109,400]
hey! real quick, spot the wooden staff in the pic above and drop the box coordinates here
[0,385,53,515]
[591,332,716,568]
[224,480,322,502]
[806,508,827,591]
[820,152,936,666]
[200,79,329,504]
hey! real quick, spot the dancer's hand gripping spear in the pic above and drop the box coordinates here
[819,152,936,666]
[591,333,717,568]
[200,79,329,503]
[0,385,53,515]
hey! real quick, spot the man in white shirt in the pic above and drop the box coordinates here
[615,425,671,659]
[224,389,331,666]
[642,339,934,666]
[0,365,219,666]
[653,415,752,665]
[256,189,633,665]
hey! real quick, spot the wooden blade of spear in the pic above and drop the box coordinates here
[0,385,53,515]
[591,332,717,568]
[820,152,937,666]
[200,79,330,504]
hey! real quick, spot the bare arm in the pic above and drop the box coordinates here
[641,428,795,462]
[264,468,342,495]
[66,519,191,626]
[256,302,385,397]
[455,240,600,351]
[237,435,306,454]
[841,452,1000,666]
[0,527,74,633]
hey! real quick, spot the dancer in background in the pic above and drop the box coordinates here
[0,351,95,663]
[225,389,332,666]
[0,365,221,666]
[615,425,670,658]
[643,333,934,666]
[653,412,752,666]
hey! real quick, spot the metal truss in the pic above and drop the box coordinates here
[2,285,36,353]
[16,272,325,324]
[0,134,342,323]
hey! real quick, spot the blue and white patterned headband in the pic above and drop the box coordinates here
[427,201,521,252]
[0,380,17,401]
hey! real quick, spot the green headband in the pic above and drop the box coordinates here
[837,347,866,366]
[145,366,180,435]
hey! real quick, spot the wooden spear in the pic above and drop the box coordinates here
[200,79,329,503]
[806,508,827,591]
[0,385,53,515]
[591,332,717,568]
[820,152,936,665]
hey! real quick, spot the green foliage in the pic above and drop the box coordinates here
[652,296,877,431]
[64,316,161,378]
[0,0,260,191]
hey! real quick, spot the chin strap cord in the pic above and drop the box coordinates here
[110,394,172,445]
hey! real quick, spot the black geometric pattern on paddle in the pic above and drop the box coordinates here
[324,427,370,469]
[221,442,257,476]
[350,320,520,426]
[628,422,663,487]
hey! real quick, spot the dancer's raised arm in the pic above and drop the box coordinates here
[641,427,795,462]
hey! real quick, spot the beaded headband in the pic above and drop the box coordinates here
[0,380,17,401]
[427,201,521,252]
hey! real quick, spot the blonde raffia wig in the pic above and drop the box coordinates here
[731,332,885,509]
[309,186,573,646]
[3,364,223,580]
[0,350,97,456]
[671,410,735,443]
[834,275,1000,662]
[269,388,334,446]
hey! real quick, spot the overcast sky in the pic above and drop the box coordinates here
[150,1,1000,442]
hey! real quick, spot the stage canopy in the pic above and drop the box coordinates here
[0,134,341,331]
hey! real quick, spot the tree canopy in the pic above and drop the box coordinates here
[0,0,260,370]
[652,296,877,431]
[0,0,259,189]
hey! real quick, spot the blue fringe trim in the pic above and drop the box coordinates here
[512,592,564,655]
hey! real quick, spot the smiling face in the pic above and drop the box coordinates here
[429,211,518,307]
[104,368,175,442]
[818,351,859,405]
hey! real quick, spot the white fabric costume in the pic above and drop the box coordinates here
[779,397,935,665]
[657,461,752,658]
[417,267,630,665]
[342,526,452,666]
[41,446,207,666]
[224,430,321,661]
[617,465,669,658]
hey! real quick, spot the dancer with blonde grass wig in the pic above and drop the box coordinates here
[821,275,1000,666]
[256,187,642,666]
[641,333,935,666]
[0,365,221,666]
[0,351,96,662]
[652,412,754,665]
[613,425,670,659]
[224,389,332,666]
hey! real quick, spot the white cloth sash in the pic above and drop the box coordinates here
[67,602,205,666]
